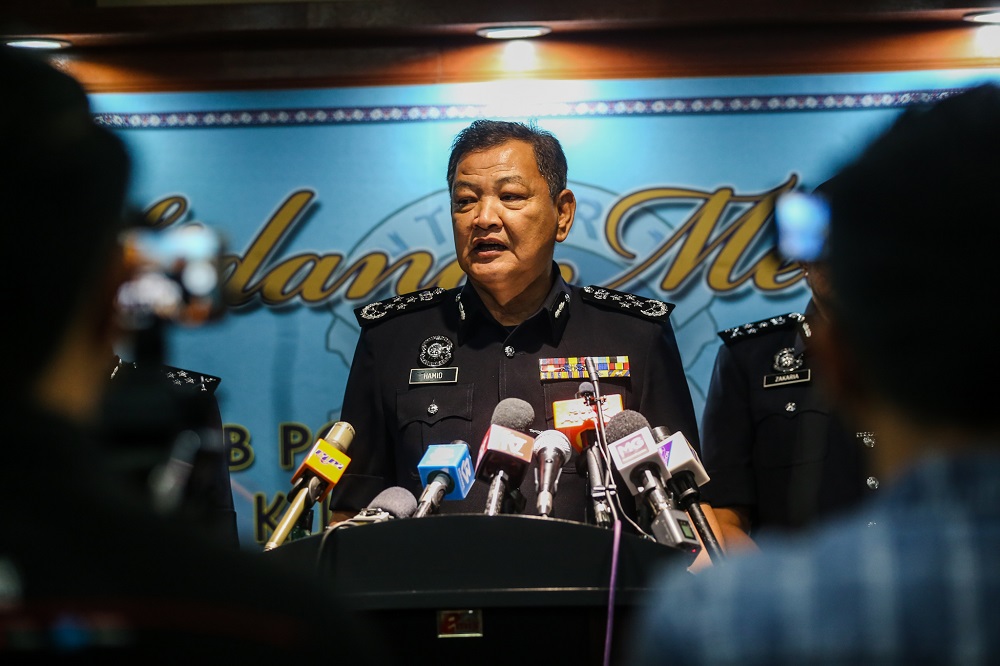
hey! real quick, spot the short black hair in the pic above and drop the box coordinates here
[825,83,1000,428]
[1,49,131,385]
[446,120,568,201]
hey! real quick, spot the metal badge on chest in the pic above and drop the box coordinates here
[409,335,459,385]
[763,346,811,388]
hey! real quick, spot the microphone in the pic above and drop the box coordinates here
[605,411,700,558]
[552,377,623,528]
[475,398,535,516]
[414,442,475,518]
[650,426,710,508]
[532,430,572,517]
[335,486,417,529]
[264,422,354,551]
[552,390,624,454]
[649,425,724,562]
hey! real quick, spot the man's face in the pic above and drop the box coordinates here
[450,139,574,303]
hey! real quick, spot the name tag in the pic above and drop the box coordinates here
[763,369,811,388]
[409,367,459,385]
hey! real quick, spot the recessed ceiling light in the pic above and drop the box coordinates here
[963,11,1000,24]
[475,26,551,40]
[4,38,72,50]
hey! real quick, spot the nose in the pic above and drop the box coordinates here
[474,197,502,229]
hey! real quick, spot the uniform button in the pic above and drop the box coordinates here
[427,402,439,416]
[866,476,879,490]
[504,346,515,358]
[785,402,796,412]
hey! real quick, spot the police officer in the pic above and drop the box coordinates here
[331,120,700,524]
[699,260,876,547]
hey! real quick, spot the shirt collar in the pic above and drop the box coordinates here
[794,298,821,355]
[456,265,573,345]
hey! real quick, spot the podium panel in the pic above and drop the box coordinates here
[266,514,685,664]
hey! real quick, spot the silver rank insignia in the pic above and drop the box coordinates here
[419,335,454,368]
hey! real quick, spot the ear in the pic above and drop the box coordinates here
[554,188,576,242]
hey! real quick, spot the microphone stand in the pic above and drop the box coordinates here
[667,472,725,563]
[484,471,509,516]
[584,357,617,527]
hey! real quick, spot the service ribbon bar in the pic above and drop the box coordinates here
[538,356,631,380]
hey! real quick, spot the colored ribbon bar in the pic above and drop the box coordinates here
[538,356,630,380]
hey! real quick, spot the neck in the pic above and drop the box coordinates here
[471,267,556,327]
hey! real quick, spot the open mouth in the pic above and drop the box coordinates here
[473,241,508,253]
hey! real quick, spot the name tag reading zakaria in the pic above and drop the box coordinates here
[409,367,459,385]
[763,369,811,388]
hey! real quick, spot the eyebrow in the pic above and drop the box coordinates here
[452,175,529,192]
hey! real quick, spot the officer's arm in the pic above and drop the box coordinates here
[711,505,758,552]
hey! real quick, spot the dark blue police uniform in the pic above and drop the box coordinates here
[698,302,877,535]
[331,272,700,524]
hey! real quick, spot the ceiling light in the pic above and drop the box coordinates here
[476,26,551,40]
[963,11,1000,24]
[4,38,72,50]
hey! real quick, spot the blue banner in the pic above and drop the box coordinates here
[91,68,1000,547]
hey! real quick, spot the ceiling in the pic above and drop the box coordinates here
[4,0,1000,49]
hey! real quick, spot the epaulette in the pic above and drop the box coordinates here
[580,285,674,323]
[112,359,221,394]
[159,364,222,394]
[354,287,448,327]
[718,312,804,345]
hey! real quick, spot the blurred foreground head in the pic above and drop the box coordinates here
[0,49,130,393]
[823,83,1000,431]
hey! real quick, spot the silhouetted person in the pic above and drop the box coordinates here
[0,48,382,663]
[629,83,1000,664]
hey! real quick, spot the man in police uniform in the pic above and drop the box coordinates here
[699,259,875,548]
[331,120,700,524]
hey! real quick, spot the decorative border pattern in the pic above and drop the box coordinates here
[93,88,968,129]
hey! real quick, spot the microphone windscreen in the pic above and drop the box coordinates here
[491,397,535,432]
[532,429,572,460]
[577,381,595,395]
[605,409,651,443]
[368,486,418,519]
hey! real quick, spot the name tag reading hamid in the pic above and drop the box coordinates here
[409,367,459,385]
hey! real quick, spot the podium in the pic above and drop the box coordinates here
[265,514,686,664]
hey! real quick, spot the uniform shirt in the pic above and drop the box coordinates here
[699,302,873,535]
[331,272,700,523]
[627,451,1000,665]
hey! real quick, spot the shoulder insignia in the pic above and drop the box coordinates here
[354,287,448,327]
[580,285,674,323]
[114,359,222,394]
[718,312,804,345]
[159,364,222,394]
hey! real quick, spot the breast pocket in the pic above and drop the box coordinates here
[752,387,832,467]
[396,383,475,454]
